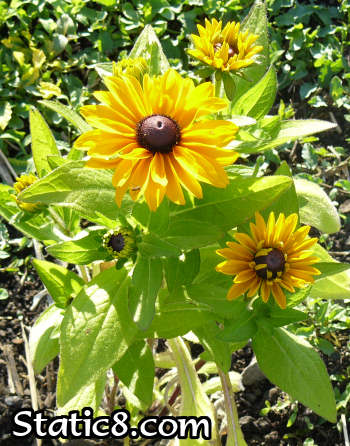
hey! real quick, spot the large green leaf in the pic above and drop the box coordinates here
[129,256,163,330]
[295,179,340,234]
[29,304,64,373]
[169,175,292,232]
[237,120,337,154]
[57,268,137,408]
[32,259,84,308]
[29,107,60,177]
[18,161,131,222]
[253,326,336,422]
[46,229,108,265]
[112,340,154,408]
[231,66,277,120]
[0,184,60,242]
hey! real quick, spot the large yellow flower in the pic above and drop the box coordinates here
[216,212,321,309]
[74,69,238,211]
[189,18,263,72]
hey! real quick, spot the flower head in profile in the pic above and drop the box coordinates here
[188,18,263,72]
[74,68,238,211]
[216,212,321,309]
[102,228,135,259]
[13,174,42,212]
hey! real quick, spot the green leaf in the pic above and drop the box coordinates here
[29,304,64,373]
[39,100,92,133]
[231,66,277,120]
[162,219,224,249]
[129,25,170,74]
[56,375,106,416]
[129,256,163,330]
[57,268,137,408]
[309,244,350,299]
[0,185,60,243]
[195,324,242,373]
[252,326,336,422]
[238,120,337,154]
[138,233,181,258]
[170,175,292,232]
[265,307,308,327]
[112,340,154,408]
[295,179,340,234]
[165,249,200,293]
[46,229,108,265]
[29,107,60,177]
[0,102,12,130]
[222,72,236,101]
[32,259,84,308]
[231,0,270,101]
[18,161,131,222]
[136,289,215,339]
[0,288,8,300]
[217,308,257,343]
[316,262,350,280]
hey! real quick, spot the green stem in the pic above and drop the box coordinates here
[213,71,224,99]
[218,369,247,446]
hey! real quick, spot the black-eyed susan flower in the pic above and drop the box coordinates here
[13,174,42,212]
[102,228,135,259]
[74,68,238,211]
[216,212,321,309]
[188,18,263,72]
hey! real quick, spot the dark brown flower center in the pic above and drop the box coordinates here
[137,114,180,154]
[214,42,235,58]
[255,248,285,280]
[108,233,125,252]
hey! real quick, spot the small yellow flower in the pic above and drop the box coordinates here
[216,212,321,309]
[112,57,147,82]
[102,228,135,259]
[189,18,263,72]
[75,69,238,211]
[13,174,42,212]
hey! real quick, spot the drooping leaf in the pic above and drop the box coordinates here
[129,256,163,330]
[29,304,64,373]
[112,340,155,408]
[165,249,200,293]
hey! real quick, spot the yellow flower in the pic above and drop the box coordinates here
[13,174,42,212]
[188,18,263,72]
[112,57,147,81]
[216,212,321,309]
[74,69,238,211]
